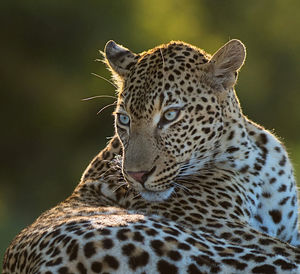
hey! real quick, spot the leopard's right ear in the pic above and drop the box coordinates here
[103,40,138,79]
[208,39,246,92]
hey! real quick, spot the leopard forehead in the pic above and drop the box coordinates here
[117,41,212,118]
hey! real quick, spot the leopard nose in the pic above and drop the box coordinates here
[127,171,148,184]
[127,166,156,185]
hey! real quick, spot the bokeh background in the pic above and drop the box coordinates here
[1,0,300,263]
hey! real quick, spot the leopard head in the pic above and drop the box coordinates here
[104,39,246,201]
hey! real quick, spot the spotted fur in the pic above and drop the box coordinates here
[3,40,300,273]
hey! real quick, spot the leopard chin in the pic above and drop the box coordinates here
[140,187,174,202]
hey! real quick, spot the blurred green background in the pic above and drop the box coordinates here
[1,0,300,262]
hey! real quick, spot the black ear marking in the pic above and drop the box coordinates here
[104,40,138,78]
[105,41,131,63]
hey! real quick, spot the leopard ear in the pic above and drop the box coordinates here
[104,40,138,78]
[209,39,246,91]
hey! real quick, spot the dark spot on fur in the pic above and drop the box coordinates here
[91,261,102,273]
[262,192,271,198]
[83,242,96,258]
[102,238,114,249]
[260,133,268,144]
[274,259,297,270]
[222,259,247,270]
[103,255,119,270]
[239,165,249,173]
[252,264,276,273]
[279,155,287,166]
[167,250,182,261]
[278,184,287,192]
[269,210,282,224]
[226,146,239,153]
[157,259,178,274]
[77,262,87,274]
[151,240,164,256]
[254,215,263,224]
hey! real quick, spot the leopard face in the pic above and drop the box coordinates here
[105,40,245,201]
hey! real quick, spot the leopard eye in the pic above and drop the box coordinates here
[163,109,180,122]
[118,113,130,126]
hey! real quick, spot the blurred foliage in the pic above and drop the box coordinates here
[1,0,299,262]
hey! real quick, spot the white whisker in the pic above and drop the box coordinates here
[82,95,117,101]
[159,48,165,68]
[99,165,121,179]
[103,175,122,180]
[97,102,117,115]
[133,192,142,199]
[172,182,191,194]
[159,48,165,93]
[112,182,128,193]
[170,188,178,199]
[123,188,132,201]
[91,72,118,88]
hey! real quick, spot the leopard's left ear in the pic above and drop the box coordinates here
[104,40,139,79]
[209,39,246,91]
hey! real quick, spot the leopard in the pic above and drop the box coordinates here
[90,38,300,245]
[3,39,300,273]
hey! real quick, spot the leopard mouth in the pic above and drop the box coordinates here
[122,168,176,202]
[139,187,175,202]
